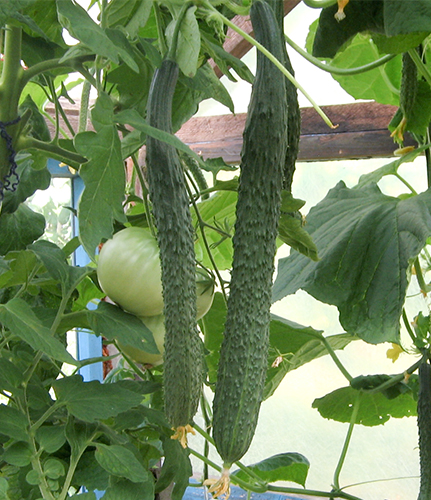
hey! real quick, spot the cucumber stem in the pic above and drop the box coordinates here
[285,34,396,75]
[209,7,337,129]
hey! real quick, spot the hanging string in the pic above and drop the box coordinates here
[0,115,21,201]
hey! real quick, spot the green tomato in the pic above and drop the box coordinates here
[97,226,216,318]
[119,314,165,366]
[97,227,164,317]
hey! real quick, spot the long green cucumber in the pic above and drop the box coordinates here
[212,0,288,467]
[266,0,300,192]
[418,360,431,500]
[146,58,203,433]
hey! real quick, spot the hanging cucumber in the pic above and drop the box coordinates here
[266,0,300,192]
[211,0,288,472]
[145,7,203,443]
[418,359,431,500]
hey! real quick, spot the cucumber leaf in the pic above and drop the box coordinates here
[231,452,310,487]
[272,182,431,345]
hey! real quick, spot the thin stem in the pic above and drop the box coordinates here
[426,127,431,188]
[184,178,228,302]
[402,308,417,344]
[16,135,87,167]
[320,336,353,382]
[368,355,425,395]
[130,154,156,237]
[333,392,361,490]
[285,35,396,75]
[31,402,62,432]
[414,257,430,294]
[211,7,337,128]
[267,484,364,500]
[394,172,418,195]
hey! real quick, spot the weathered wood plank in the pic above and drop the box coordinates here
[176,102,411,163]
[46,101,409,163]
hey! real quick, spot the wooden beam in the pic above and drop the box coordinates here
[176,102,413,163]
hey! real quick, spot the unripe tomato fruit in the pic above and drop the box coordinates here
[97,226,215,319]
[97,227,164,317]
[118,314,165,366]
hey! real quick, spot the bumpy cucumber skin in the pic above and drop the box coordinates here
[400,51,418,122]
[266,0,300,192]
[418,361,431,500]
[212,0,288,467]
[146,59,203,429]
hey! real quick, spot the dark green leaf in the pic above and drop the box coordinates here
[350,373,413,400]
[72,450,110,492]
[313,382,418,426]
[53,375,144,422]
[75,93,127,256]
[20,94,51,141]
[232,452,310,486]
[35,425,66,453]
[384,0,431,37]
[0,298,78,365]
[273,182,431,344]
[102,478,155,500]
[0,358,24,393]
[30,240,91,293]
[0,204,45,255]
[105,28,139,73]
[95,444,150,483]
[2,442,32,467]
[87,302,159,354]
[184,63,234,113]
[373,32,428,55]
[21,0,65,45]
[1,156,50,214]
[155,435,192,499]
[0,405,29,441]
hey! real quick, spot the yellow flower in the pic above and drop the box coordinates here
[335,0,350,21]
[386,343,404,363]
[170,424,195,448]
[204,468,231,500]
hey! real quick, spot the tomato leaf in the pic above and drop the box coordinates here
[0,298,78,365]
[231,452,310,487]
[87,302,160,355]
[75,93,127,257]
[272,182,431,345]
[53,375,147,422]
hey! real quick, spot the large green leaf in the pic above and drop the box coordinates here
[76,93,127,256]
[232,452,310,487]
[0,298,78,365]
[53,375,145,422]
[87,301,159,354]
[102,479,155,500]
[95,444,151,483]
[313,380,418,426]
[0,405,29,441]
[273,182,431,344]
